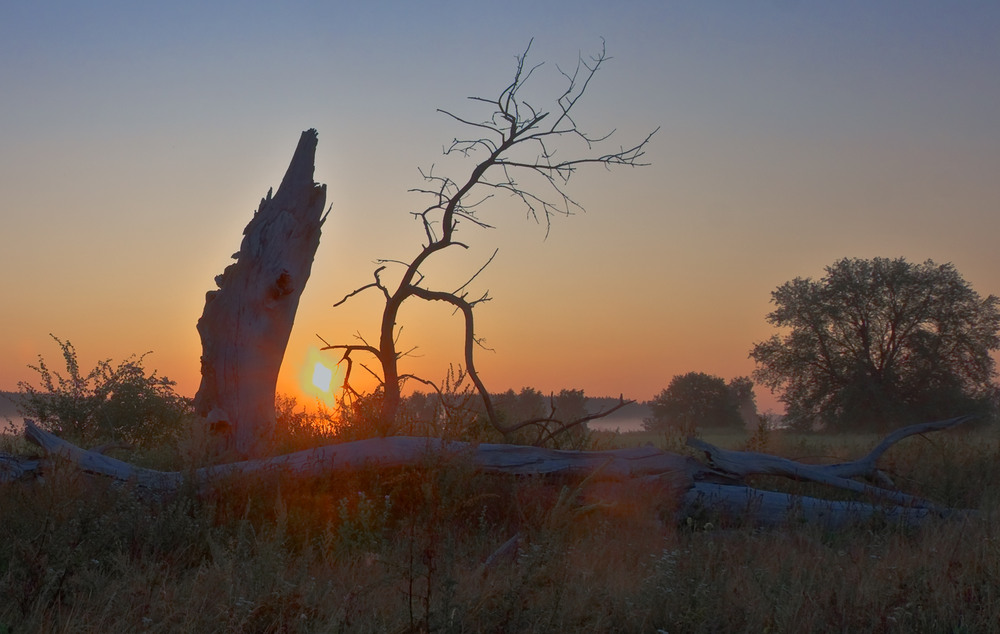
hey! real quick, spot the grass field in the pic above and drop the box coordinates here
[1,423,998,633]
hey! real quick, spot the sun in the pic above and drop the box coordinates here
[312,361,333,392]
[298,347,342,408]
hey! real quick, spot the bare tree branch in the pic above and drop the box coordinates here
[321,41,656,436]
[454,249,499,296]
[333,266,389,307]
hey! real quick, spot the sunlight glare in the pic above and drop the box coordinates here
[312,362,333,392]
[299,347,341,408]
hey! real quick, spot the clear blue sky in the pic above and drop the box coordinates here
[3,1,999,413]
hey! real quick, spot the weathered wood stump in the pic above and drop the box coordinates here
[194,129,327,458]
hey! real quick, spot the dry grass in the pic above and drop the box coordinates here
[2,424,999,633]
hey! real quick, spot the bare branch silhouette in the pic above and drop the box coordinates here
[323,40,656,439]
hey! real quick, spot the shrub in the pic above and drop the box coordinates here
[272,393,338,452]
[16,335,191,450]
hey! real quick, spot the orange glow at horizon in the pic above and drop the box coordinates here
[295,347,343,408]
[3,4,999,425]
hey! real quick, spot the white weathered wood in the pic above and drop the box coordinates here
[686,416,973,514]
[822,415,976,480]
[1,453,39,483]
[680,483,941,529]
[194,129,327,458]
[22,417,975,529]
[22,420,700,491]
[24,420,182,490]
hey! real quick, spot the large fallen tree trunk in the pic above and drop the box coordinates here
[18,419,701,493]
[194,129,328,459]
[16,416,976,529]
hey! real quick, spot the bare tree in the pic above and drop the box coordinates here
[323,41,657,439]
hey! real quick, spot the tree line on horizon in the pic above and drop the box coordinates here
[8,255,1000,445]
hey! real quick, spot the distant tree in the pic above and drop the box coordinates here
[553,389,589,424]
[403,391,440,423]
[727,376,759,428]
[398,385,596,445]
[491,387,564,426]
[322,40,653,440]
[644,372,745,432]
[750,257,1000,432]
[511,388,548,423]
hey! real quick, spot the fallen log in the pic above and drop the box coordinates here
[0,452,38,484]
[19,417,976,528]
[682,483,942,529]
[685,416,978,515]
[21,419,701,493]
[688,415,976,486]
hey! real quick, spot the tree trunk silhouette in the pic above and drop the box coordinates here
[194,129,327,458]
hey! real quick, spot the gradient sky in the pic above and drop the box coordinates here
[2,1,999,414]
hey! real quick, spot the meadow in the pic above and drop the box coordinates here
[1,416,999,633]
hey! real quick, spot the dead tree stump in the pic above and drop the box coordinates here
[194,129,327,458]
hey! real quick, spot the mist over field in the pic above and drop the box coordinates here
[0,392,22,430]
[582,399,650,432]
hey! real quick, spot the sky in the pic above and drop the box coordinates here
[2,1,999,415]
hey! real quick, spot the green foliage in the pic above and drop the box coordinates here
[488,387,595,448]
[336,390,393,441]
[3,427,1000,632]
[552,388,589,425]
[751,257,1000,431]
[333,366,497,443]
[645,372,747,432]
[13,338,1000,630]
[493,387,547,422]
[401,366,497,442]
[15,335,191,449]
[272,393,338,453]
[727,376,759,427]
[742,414,772,452]
[352,379,600,449]
[335,491,393,555]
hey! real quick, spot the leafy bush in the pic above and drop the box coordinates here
[272,393,338,453]
[16,335,190,449]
